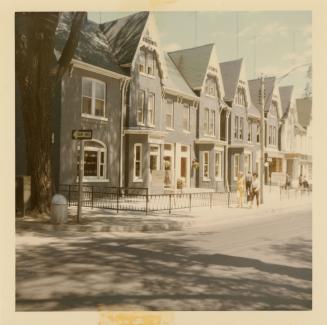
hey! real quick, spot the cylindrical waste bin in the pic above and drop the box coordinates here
[51,194,68,224]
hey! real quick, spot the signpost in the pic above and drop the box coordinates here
[72,129,92,223]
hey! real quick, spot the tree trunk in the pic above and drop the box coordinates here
[16,12,86,213]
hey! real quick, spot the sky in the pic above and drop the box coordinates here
[88,11,312,99]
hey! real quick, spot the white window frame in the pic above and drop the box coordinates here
[239,117,244,140]
[248,120,252,142]
[234,116,239,139]
[183,104,190,131]
[233,154,240,181]
[77,140,107,181]
[137,90,145,125]
[133,143,143,182]
[146,50,155,76]
[165,98,174,129]
[139,48,146,73]
[209,110,215,136]
[81,78,107,120]
[203,151,210,181]
[147,92,155,126]
[215,151,222,180]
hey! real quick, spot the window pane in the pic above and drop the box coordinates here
[136,146,141,160]
[139,48,145,72]
[84,151,97,176]
[82,97,92,114]
[95,82,105,99]
[95,99,105,116]
[135,162,140,177]
[100,165,104,177]
[101,152,104,163]
[82,79,92,97]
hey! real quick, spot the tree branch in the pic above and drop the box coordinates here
[56,12,86,80]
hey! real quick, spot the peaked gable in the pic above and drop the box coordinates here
[219,58,242,102]
[100,11,149,65]
[279,85,294,118]
[296,97,312,128]
[55,13,127,75]
[168,44,214,90]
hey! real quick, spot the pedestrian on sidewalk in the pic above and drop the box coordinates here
[249,172,260,208]
[298,174,303,189]
[245,171,252,202]
[236,172,245,208]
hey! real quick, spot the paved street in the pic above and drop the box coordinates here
[16,203,312,311]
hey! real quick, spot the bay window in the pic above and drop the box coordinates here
[203,151,210,180]
[133,144,143,181]
[147,92,155,126]
[183,104,190,131]
[209,110,215,136]
[137,90,145,125]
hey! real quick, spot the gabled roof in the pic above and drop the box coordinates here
[219,58,243,102]
[247,103,261,119]
[248,76,276,113]
[163,52,197,99]
[168,44,215,90]
[279,85,294,118]
[296,97,312,128]
[55,13,127,75]
[100,11,149,65]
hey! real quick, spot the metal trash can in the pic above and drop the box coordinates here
[51,194,68,224]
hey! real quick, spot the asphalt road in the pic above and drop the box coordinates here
[16,205,312,311]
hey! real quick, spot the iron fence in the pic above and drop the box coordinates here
[279,186,312,200]
[58,184,238,214]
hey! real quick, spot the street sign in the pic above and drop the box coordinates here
[72,129,92,140]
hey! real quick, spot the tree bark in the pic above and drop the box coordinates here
[16,12,86,213]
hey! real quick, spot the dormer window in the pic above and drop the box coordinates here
[235,86,246,106]
[205,77,217,97]
[139,47,155,76]
[271,101,278,116]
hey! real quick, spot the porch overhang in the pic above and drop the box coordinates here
[195,138,227,145]
[124,128,168,138]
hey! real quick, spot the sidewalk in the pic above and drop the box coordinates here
[16,189,311,234]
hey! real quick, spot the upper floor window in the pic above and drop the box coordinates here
[139,47,155,76]
[165,99,174,129]
[82,78,106,118]
[205,77,217,97]
[183,104,190,131]
[77,140,106,180]
[204,108,209,134]
[147,92,155,126]
[234,116,239,139]
[248,120,252,142]
[137,90,145,125]
[239,117,244,140]
[268,125,272,145]
[209,110,215,136]
[235,86,246,106]
[257,124,260,143]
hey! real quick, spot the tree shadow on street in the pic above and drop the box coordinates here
[16,231,312,311]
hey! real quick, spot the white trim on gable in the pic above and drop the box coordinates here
[200,44,225,100]
[131,12,167,82]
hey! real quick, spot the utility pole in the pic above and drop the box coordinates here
[260,75,265,204]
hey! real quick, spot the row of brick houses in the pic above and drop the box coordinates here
[15,12,312,194]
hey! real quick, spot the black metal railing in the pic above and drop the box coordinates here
[58,184,238,214]
[279,185,312,200]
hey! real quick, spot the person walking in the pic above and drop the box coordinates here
[236,172,245,208]
[245,171,252,202]
[299,174,303,188]
[249,172,260,208]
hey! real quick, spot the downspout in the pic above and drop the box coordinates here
[119,79,128,189]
